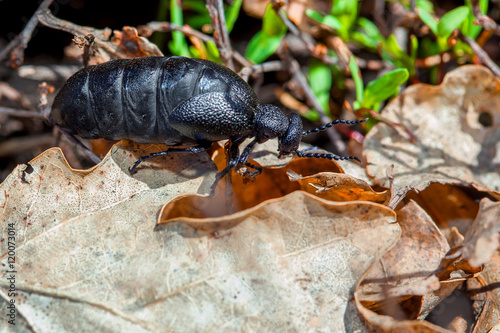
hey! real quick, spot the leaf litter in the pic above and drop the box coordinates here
[0,66,499,332]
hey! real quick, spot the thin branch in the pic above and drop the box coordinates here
[37,9,163,61]
[461,34,500,77]
[471,0,500,35]
[238,61,285,81]
[0,134,53,158]
[138,21,251,68]
[206,0,234,69]
[0,0,55,67]
[140,21,214,43]
[55,127,102,164]
[277,10,339,66]
[0,106,45,120]
[280,53,347,155]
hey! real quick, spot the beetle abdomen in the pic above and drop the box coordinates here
[51,56,260,145]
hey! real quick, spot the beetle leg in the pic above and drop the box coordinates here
[128,145,209,175]
[209,138,245,194]
[237,138,258,168]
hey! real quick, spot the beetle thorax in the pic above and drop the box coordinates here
[255,104,303,156]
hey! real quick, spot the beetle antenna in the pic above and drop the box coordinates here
[295,150,361,163]
[302,118,368,136]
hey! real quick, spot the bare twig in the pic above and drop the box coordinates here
[17,64,80,81]
[0,134,53,158]
[0,0,55,67]
[415,52,453,68]
[140,21,214,43]
[139,21,251,68]
[206,0,234,69]
[37,9,162,61]
[38,82,54,120]
[277,10,339,66]
[0,106,45,120]
[238,61,285,81]
[280,53,347,155]
[461,34,500,77]
[55,127,102,164]
[471,0,500,35]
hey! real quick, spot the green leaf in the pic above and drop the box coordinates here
[225,0,243,33]
[245,31,284,63]
[348,56,363,104]
[308,59,332,115]
[352,17,383,49]
[462,0,487,39]
[262,4,286,36]
[416,0,434,12]
[183,0,211,29]
[331,0,358,31]
[418,8,438,36]
[381,34,415,76]
[246,4,286,63]
[301,109,321,121]
[206,41,221,63]
[169,0,191,57]
[362,69,409,109]
[437,6,469,38]
[306,9,344,32]
[410,35,418,63]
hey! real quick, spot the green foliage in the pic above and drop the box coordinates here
[351,17,384,50]
[166,0,241,60]
[225,0,243,33]
[168,0,191,57]
[348,56,364,104]
[245,4,287,63]
[417,5,471,52]
[305,58,333,120]
[438,7,469,38]
[349,57,409,112]
[305,0,384,51]
[362,69,409,109]
[461,0,488,39]
[381,35,417,77]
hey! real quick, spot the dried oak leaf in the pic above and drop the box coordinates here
[0,140,399,331]
[157,191,398,331]
[364,65,500,205]
[467,250,500,332]
[287,170,390,204]
[461,198,500,267]
[355,200,453,331]
[0,140,216,246]
[111,26,163,58]
[162,141,387,218]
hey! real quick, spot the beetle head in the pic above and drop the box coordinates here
[255,105,303,157]
[278,113,302,157]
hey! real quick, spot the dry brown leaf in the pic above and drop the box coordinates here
[357,200,449,321]
[364,65,500,205]
[0,141,215,245]
[355,295,454,333]
[461,198,500,267]
[155,141,380,219]
[287,170,390,204]
[404,183,479,229]
[0,142,399,332]
[467,251,500,332]
[111,26,163,58]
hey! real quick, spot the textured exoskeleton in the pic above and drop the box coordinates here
[51,56,301,150]
[51,56,365,191]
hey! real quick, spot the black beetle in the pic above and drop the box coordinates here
[50,56,366,191]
